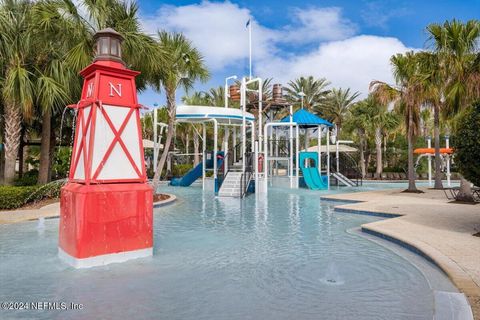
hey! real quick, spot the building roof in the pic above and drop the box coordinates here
[280,109,333,128]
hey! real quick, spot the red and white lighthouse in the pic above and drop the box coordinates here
[59,28,153,268]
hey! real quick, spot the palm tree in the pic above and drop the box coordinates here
[371,102,400,178]
[370,52,422,192]
[345,100,371,178]
[205,86,225,107]
[0,0,160,185]
[182,92,208,166]
[426,19,480,197]
[152,31,209,189]
[284,76,330,111]
[0,1,38,185]
[321,88,360,138]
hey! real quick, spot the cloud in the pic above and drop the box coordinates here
[255,36,414,97]
[361,1,410,29]
[141,1,278,71]
[282,7,357,43]
[140,1,417,98]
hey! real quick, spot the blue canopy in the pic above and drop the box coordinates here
[280,109,333,128]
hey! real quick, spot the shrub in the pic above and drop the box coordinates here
[0,180,66,210]
[172,164,194,177]
[454,102,480,186]
[14,169,39,186]
[52,147,72,180]
[0,186,38,210]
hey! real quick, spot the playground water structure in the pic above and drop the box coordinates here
[162,77,339,198]
[0,182,462,319]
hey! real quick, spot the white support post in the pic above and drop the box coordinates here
[254,140,259,193]
[289,105,294,187]
[427,136,432,187]
[213,119,218,194]
[258,80,263,153]
[202,123,206,190]
[446,135,451,187]
[264,122,298,191]
[153,108,158,172]
[251,121,255,155]
[233,128,237,163]
[295,125,299,188]
[304,128,309,151]
[336,140,340,173]
[241,77,247,174]
[327,129,330,190]
[274,128,279,175]
[317,125,321,175]
[223,127,229,173]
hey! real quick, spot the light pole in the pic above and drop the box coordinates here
[298,90,305,109]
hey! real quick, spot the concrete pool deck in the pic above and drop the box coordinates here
[0,193,177,224]
[321,188,480,319]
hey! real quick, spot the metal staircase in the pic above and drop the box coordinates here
[218,152,253,198]
[331,172,356,187]
[218,171,243,197]
[330,151,362,187]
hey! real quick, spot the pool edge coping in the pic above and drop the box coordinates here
[321,193,479,318]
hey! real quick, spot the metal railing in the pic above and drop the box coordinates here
[240,152,253,198]
[330,152,363,186]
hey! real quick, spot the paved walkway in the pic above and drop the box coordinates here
[322,188,480,319]
[0,194,176,224]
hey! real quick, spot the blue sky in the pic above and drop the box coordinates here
[136,0,480,107]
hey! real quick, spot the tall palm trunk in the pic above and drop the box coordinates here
[375,127,382,179]
[433,104,443,189]
[38,109,51,184]
[153,90,176,191]
[3,103,22,185]
[406,109,418,192]
[193,130,200,166]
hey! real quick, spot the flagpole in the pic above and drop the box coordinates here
[248,20,252,79]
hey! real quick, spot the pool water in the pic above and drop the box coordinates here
[0,183,454,319]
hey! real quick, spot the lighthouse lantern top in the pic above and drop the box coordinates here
[93,28,124,65]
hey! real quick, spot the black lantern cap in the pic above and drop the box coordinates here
[93,28,125,65]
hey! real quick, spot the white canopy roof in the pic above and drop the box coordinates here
[305,144,358,153]
[142,139,164,149]
[176,105,255,124]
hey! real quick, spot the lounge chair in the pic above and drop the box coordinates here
[443,186,480,202]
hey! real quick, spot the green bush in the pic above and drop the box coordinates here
[52,147,72,180]
[14,169,39,186]
[172,164,194,177]
[0,186,38,210]
[0,180,66,210]
[454,102,480,186]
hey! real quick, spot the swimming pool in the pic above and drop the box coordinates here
[0,183,456,319]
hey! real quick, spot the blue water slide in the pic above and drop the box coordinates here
[299,152,327,190]
[170,152,224,187]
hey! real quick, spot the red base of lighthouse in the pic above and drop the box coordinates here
[58,183,153,268]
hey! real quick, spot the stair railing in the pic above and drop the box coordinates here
[240,152,253,198]
[329,152,363,186]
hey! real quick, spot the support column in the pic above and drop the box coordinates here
[202,123,206,190]
[213,119,218,194]
[327,129,330,190]
[427,136,432,187]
